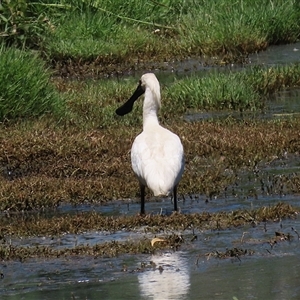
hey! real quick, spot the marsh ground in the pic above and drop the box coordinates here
[1,40,300,298]
[1,1,300,295]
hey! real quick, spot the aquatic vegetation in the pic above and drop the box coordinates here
[205,247,255,260]
[51,63,300,128]
[0,202,297,237]
[0,202,297,260]
[0,118,299,211]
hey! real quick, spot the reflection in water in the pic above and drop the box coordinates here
[138,251,190,300]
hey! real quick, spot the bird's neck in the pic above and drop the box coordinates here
[143,88,160,129]
[143,112,159,130]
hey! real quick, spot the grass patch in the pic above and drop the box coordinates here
[55,64,300,128]
[46,0,300,63]
[0,238,156,261]
[165,63,300,114]
[2,0,299,65]
[178,0,300,57]
[61,77,142,128]
[165,72,261,113]
[0,46,65,121]
[2,58,299,124]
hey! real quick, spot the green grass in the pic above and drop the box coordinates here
[0,46,65,121]
[1,44,299,124]
[61,63,300,129]
[177,0,300,56]
[165,72,261,113]
[165,64,300,114]
[3,0,297,62]
[46,0,299,61]
[64,77,142,128]
[1,0,300,123]
[46,8,160,60]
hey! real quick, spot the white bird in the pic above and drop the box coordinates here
[116,73,184,215]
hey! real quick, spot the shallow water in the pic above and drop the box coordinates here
[2,217,300,299]
[138,42,300,77]
[185,87,300,122]
[2,43,300,299]
[2,153,300,299]
[248,42,300,67]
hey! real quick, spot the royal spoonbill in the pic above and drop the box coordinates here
[116,73,184,215]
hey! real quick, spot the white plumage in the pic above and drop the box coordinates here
[116,73,184,214]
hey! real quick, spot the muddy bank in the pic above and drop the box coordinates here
[50,42,300,79]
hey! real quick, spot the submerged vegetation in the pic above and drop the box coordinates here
[1,202,298,237]
[0,202,298,260]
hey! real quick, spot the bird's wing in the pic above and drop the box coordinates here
[131,128,184,195]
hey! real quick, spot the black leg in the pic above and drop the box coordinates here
[140,184,145,215]
[173,185,178,212]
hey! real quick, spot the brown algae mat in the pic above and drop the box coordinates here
[0,202,298,260]
[0,118,300,260]
[0,119,299,211]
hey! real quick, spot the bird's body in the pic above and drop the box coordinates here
[116,73,184,214]
[131,123,183,197]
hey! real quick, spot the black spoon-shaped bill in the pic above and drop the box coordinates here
[116,81,145,116]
